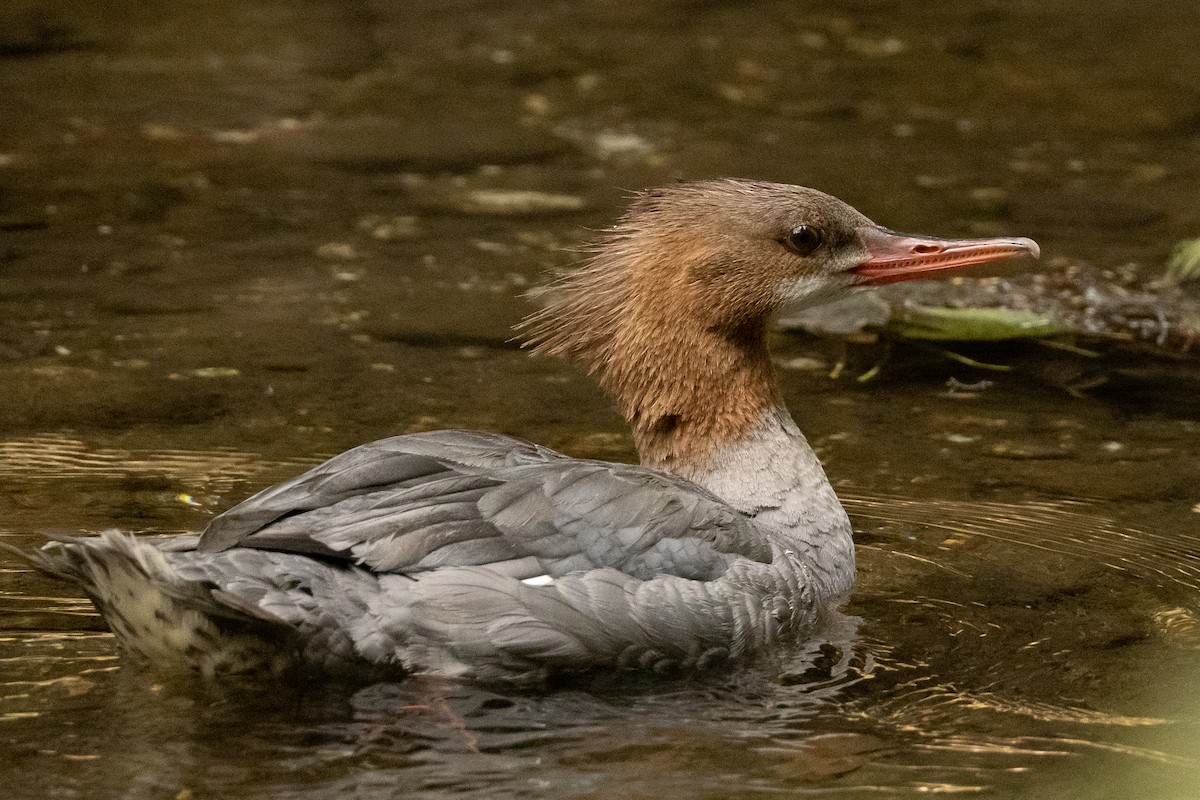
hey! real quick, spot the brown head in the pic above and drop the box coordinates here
[520,179,1038,472]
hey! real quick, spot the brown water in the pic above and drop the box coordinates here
[2,1,1199,797]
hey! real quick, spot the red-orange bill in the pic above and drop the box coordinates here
[851,227,1040,286]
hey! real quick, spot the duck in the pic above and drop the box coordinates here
[9,180,1038,682]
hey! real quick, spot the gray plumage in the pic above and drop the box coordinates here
[201,431,771,579]
[17,431,818,682]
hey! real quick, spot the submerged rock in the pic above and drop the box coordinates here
[779,252,1200,398]
[784,260,1198,352]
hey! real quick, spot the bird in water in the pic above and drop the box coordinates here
[8,180,1038,683]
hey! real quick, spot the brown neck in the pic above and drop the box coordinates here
[520,228,783,472]
[612,315,781,471]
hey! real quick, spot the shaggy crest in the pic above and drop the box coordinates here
[517,181,789,471]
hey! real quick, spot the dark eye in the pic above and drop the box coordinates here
[784,225,823,256]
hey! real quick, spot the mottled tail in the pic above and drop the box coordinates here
[1,531,297,676]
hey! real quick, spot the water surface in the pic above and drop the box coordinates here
[1,1,1199,797]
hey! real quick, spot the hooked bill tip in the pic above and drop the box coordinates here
[1016,237,1041,260]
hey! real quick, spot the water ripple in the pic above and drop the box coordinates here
[0,433,317,494]
[843,492,1200,593]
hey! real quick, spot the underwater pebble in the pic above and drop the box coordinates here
[473,240,511,255]
[523,93,552,116]
[777,356,827,371]
[445,189,586,216]
[357,214,420,240]
[915,174,956,189]
[575,73,601,93]
[799,31,828,49]
[211,129,258,144]
[456,346,488,360]
[591,130,655,160]
[316,242,358,261]
[141,123,183,140]
[988,442,1074,459]
[846,36,907,57]
[1128,163,1168,183]
[969,187,1011,216]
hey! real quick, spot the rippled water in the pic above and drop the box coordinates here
[2,0,1200,797]
[3,393,1198,798]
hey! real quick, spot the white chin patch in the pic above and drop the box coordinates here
[520,575,555,587]
[777,275,852,312]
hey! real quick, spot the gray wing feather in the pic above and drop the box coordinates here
[199,430,558,552]
[199,430,772,584]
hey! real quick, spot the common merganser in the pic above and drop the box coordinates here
[10,180,1038,682]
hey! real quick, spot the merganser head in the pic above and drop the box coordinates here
[614,179,1039,313]
[524,179,1038,360]
[521,179,1038,469]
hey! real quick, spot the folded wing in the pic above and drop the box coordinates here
[198,430,771,583]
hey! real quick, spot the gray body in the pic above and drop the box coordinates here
[14,178,1027,683]
[24,422,853,682]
